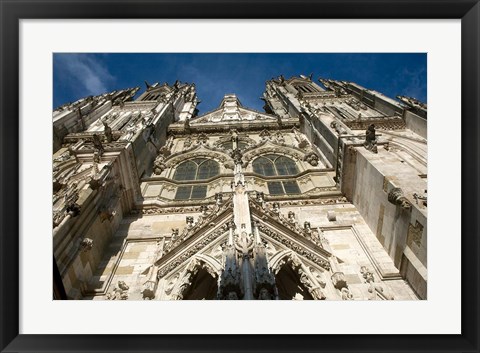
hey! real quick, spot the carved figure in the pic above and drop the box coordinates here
[298,266,325,300]
[80,237,93,252]
[331,272,347,290]
[93,151,101,163]
[103,121,113,143]
[197,133,209,144]
[215,193,223,205]
[92,134,104,154]
[231,148,243,165]
[287,211,296,223]
[341,287,354,300]
[66,202,81,217]
[106,281,129,300]
[303,221,313,239]
[303,150,319,166]
[360,266,375,283]
[230,129,239,144]
[171,271,194,300]
[363,124,378,153]
[388,187,412,210]
[271,202,280,214]
[256,192,265,206]
[186,216,194,229]
[171,228,179,239]
[183,136,192,149]
[275,131,285,144]
[153,155,167,175]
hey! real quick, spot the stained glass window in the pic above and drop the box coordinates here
[173,159,219,181]
[253,154,298,176]
[252,154,300,195]
[173,159,219,200]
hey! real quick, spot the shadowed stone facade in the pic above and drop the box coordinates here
[53,75,427,300]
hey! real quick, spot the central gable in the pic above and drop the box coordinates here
[190,94,278,124]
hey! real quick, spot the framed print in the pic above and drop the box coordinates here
[1,0,479,352]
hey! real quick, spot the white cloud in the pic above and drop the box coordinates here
[55,54,115,96]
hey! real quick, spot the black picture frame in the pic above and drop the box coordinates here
[1,1,479,352]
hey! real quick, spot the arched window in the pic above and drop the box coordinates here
[173,158,219,200]
[253,154,298,176]
[252,154,300,195]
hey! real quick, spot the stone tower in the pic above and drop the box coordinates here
[53,75,426,300]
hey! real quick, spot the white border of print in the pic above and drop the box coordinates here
[19,19,460,335]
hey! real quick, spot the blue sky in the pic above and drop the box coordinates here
[53,53,426,113]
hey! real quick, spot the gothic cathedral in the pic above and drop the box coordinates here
[53,75,427,300]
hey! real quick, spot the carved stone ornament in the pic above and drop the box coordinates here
[363,124,378,153]
[303,150,319,166]
[360,266,375,283]
[287,211,296,223]
[186,216,194,229]
[142,281,156,300]
[331,272,348,290]
[103,121,113,143]
[105,281,129,300]
[341,287,354,300]
[388,187,412,210]
[92,133,104,154]
[271,202,280,214]
[218,246,243,300]
[79,237,93,252]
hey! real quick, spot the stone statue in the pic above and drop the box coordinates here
[186,216,194,229]
[231,148,243,165]
[303,221,312,238]
[363,124,378,153]
[103,121,113,143]
[92,133,104,154]
[171,228,179,240]
[230,129,239,143]
[215,193,223,205]
[271,202,280,214]
[288,211,296,223]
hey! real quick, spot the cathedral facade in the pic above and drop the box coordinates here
[52,75,427,300]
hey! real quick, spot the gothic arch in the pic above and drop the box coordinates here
[164,145,232,169]
[269,250,326,300]
[242,140,311,168]
[167,256,221,300]
[194,254,223,276]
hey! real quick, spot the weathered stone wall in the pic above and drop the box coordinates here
[352,148,427,298]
